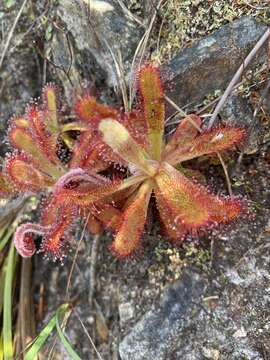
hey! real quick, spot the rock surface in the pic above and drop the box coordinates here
[220,95,254,126]
[119,216,270,360]
[220,95,260,154]
[0,3,40,156]
[119,270,206,360]
[50,0,143,99]
[164,16,267,109]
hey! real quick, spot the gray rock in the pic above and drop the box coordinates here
[220,95,254,126]
[164,17,267,109]
[220,95,260,154]
[50,0,143,98]
[120,219,270,360]
[0,4,39,156]
[119,302,135,325]
[119,270,206,360]
[173,228,270,360]
[202,347,220,360]
[262,89,270,115]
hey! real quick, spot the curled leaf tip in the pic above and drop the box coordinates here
[14,223,48,258]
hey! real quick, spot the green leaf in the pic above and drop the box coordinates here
[56,306,82,360]
[0,333,3,360]
[0,227,14,253]
[3,244,17,360]
[45,24,53,41]
[24,304,69,360]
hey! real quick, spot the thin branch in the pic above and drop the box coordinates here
[156,16,165,58]
[65,212,91,298]
[235,70,270,170]
[252,77,270,124]
[88,234,100,308]
[103,38,129,112]
[75,310,104,360]
[208,28,270,129]
[217,152,232,196]
[164,95,203,132]
[116,0,145,28]
[0,0,28,71]
[164,94,187,118]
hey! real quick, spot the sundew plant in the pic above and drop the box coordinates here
[0,63,246,260]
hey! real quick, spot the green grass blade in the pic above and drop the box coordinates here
[24,317,56,360]
[24,304,69,360]
[3,244,15,360]
[0,224,11,249]
[0,227,14,253]
[0,332,3,360]
[0,258,8,315]
[56,306,82,360]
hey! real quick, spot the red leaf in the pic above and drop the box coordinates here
[40,204,76,260]
[5,153,54,192]
[164,126,246,165]
[111,180,153,257]
[70,131,123,171]
[8,125,62,178]
[138,63,165,160]
[86,216,103,235]
[164,114,202,158]
[92,201,122,231]
[42,84,59,132]
[122,110,150,151]
[75,95,119,127]
[155,192,187,242]
[155,163,243,231]
[26,105,60,165]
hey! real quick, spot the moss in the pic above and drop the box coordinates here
[153,0,270,62]
[149,241,210,285]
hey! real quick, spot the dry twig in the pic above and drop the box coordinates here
[75,310,104,360]
[0,0,28,71]
[116,0,145,27]
[19,259,36,357]
[208,28,270,129]
[65,213,91,298]
[88,234,101,307]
